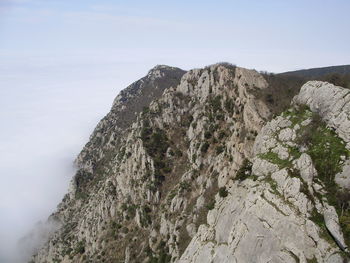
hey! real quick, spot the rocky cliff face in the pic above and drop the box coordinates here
[180,81,350,262]
[30,64,350,263]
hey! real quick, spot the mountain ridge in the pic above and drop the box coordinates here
[24,63,350,263]
[279,64,350,78]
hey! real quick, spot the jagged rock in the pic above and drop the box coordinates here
[251,158,279,177]
[294,153,317,185]
[271,144,289,160]
[278,127,296,142]
[323,204,348,251]
[186,223,197,238]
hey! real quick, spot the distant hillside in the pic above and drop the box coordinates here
[255,65,350,117]
[280,64,350,78]
[279,65,350,89]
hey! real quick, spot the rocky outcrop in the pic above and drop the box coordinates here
[30,68,350,263]
[293,81,350,148]
[180,179,338,263]
[179,81,350,262]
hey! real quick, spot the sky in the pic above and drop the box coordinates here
[0,0,349,262]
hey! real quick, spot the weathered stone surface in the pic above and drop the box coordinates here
[323,204,348,251]
[252,157,279,177]
[294,153,317,185]
[179,180,337,263]
[278,127,296,142]
[271,144,289,160]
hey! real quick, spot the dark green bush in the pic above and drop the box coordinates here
[218,130,227,139]
[75,240,85,254]
[219,187,228,198]
[224,98,235,114]
[201,142,210,153]
[140,120,172,186]
[216,145,225,155]
[235,159,252,181]
[206,198,216,210]
[204,130,212,139]
[209,95,222,112]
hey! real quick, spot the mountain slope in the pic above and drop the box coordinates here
[29,64,350,263]
[278,65,350,90]
[280,65,350,79]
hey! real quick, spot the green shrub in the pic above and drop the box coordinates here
[204,130,212,139]
[175,148,183,157]
[179,181,191,193]
[75,240,85,254]
[140,120,172,186]
[209,95,222,112]
[216,145,225,155]
[219,187,228,198]
[235,159,253,181]
[297,112,350,247]
[201,142,210,153]
[224,98,235,114]
[258,151,291,168]
[218,130,227,140]
[142,106,150,114]
[206,198,216,210]
[215,114,225,121]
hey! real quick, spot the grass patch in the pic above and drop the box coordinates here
[296,112,350,248]
[306,126,348,187]
[281,105,312,126]
[258,152,291,168]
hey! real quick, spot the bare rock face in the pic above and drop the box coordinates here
[323,204,347,251]
[294,153,317,185]
[180,180,337,263]
[179,81,350,263]
[30,67,350,263]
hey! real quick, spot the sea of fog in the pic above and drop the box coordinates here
[0,55,153,262]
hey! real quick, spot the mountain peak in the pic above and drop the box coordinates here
[147,64,185,79]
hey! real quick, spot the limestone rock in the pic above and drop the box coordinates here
[323,204,348,251]
[294,153,317,185]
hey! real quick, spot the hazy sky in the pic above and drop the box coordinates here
[0,0,349,262]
